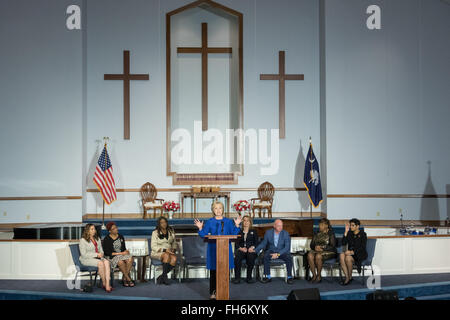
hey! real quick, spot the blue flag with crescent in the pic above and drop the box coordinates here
[303,143,323,208]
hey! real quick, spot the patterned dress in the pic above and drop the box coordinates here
[309,230,337,260]
[108,236,132,268]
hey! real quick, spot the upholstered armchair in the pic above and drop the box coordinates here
[250,181,275,218]
[140,182,164,219]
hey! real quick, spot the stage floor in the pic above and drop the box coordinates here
[1,273,450,300]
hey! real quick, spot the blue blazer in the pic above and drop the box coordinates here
[255,229,291,256]
[198,217,240,270]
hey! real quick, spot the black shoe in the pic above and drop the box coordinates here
[342,278,352,286]
[261,277,272,284]
[233,278,241,284]
[287,278,294,285]
[246,279,256,284]
[163,275,170,285]
[156,275,163,285]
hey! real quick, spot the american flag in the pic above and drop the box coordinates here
[93,145,117,204]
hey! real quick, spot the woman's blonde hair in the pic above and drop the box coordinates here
[211,200,224,215]
[242,215,253,229]
[82,223,99,241]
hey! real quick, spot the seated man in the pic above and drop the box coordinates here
[250,219,294,284]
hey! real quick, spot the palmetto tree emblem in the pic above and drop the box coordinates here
[309,155,319,186]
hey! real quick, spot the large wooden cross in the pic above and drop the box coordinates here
[104,50,149,140]
[177,23,232,131]
[260,51,304,139]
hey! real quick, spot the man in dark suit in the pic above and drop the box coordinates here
[250,219,294,284]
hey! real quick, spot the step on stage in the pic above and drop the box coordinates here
[0,273,450,300]
[13,223,99,240]
[12,218,331,239]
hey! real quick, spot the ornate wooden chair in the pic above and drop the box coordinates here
[250,181,275,218]
[140,182,164,219]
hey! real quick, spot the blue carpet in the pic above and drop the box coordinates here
[268,280,450,300]
[0,289,159,300]
[1,273,450,300]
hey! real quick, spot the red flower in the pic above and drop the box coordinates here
[163,201,180,212]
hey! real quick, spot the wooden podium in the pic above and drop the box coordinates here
[205,235,240,300]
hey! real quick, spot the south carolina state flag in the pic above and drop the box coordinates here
[303,143,323,208]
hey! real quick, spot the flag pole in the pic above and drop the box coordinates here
[102,200,106,230]
[101,137,109,230]
[309,137,312,218]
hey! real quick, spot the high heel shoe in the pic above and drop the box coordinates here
[342,278,353,286]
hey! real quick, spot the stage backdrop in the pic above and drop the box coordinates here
[0,0,449,223]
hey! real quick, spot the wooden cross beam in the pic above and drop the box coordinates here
[260,51,304,139]
[104,50,149,140]
[177,23,232,131]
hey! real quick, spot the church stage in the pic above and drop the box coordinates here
[1,232,450,281]
[1,273,450,300]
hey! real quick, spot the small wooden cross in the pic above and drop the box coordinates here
[177,23,232,131]
[104,50,149,140]
[260,51,304,139]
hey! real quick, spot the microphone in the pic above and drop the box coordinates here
[221,221,224,234]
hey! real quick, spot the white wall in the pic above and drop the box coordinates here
[1,0,449,223]
[0,0,83,223]
[84,0,320,216]
[325,0,450,220]
[2,236,450,279]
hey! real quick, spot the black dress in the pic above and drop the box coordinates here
[103,234,132,268]
[342,230,368,273]
[309,229,337,260]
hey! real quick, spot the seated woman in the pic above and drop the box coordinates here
[307,218,337,283]
[339,218,367,285]
[151,216,178,285]
[102,222,135,287]
[79,224,112,292]
[233,215,259,284]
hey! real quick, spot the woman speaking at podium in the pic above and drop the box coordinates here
[194,201,242,299]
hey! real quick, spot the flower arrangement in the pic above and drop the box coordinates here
[233,200,251,216]
[163,201,180,219]
[163,201,180,211]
